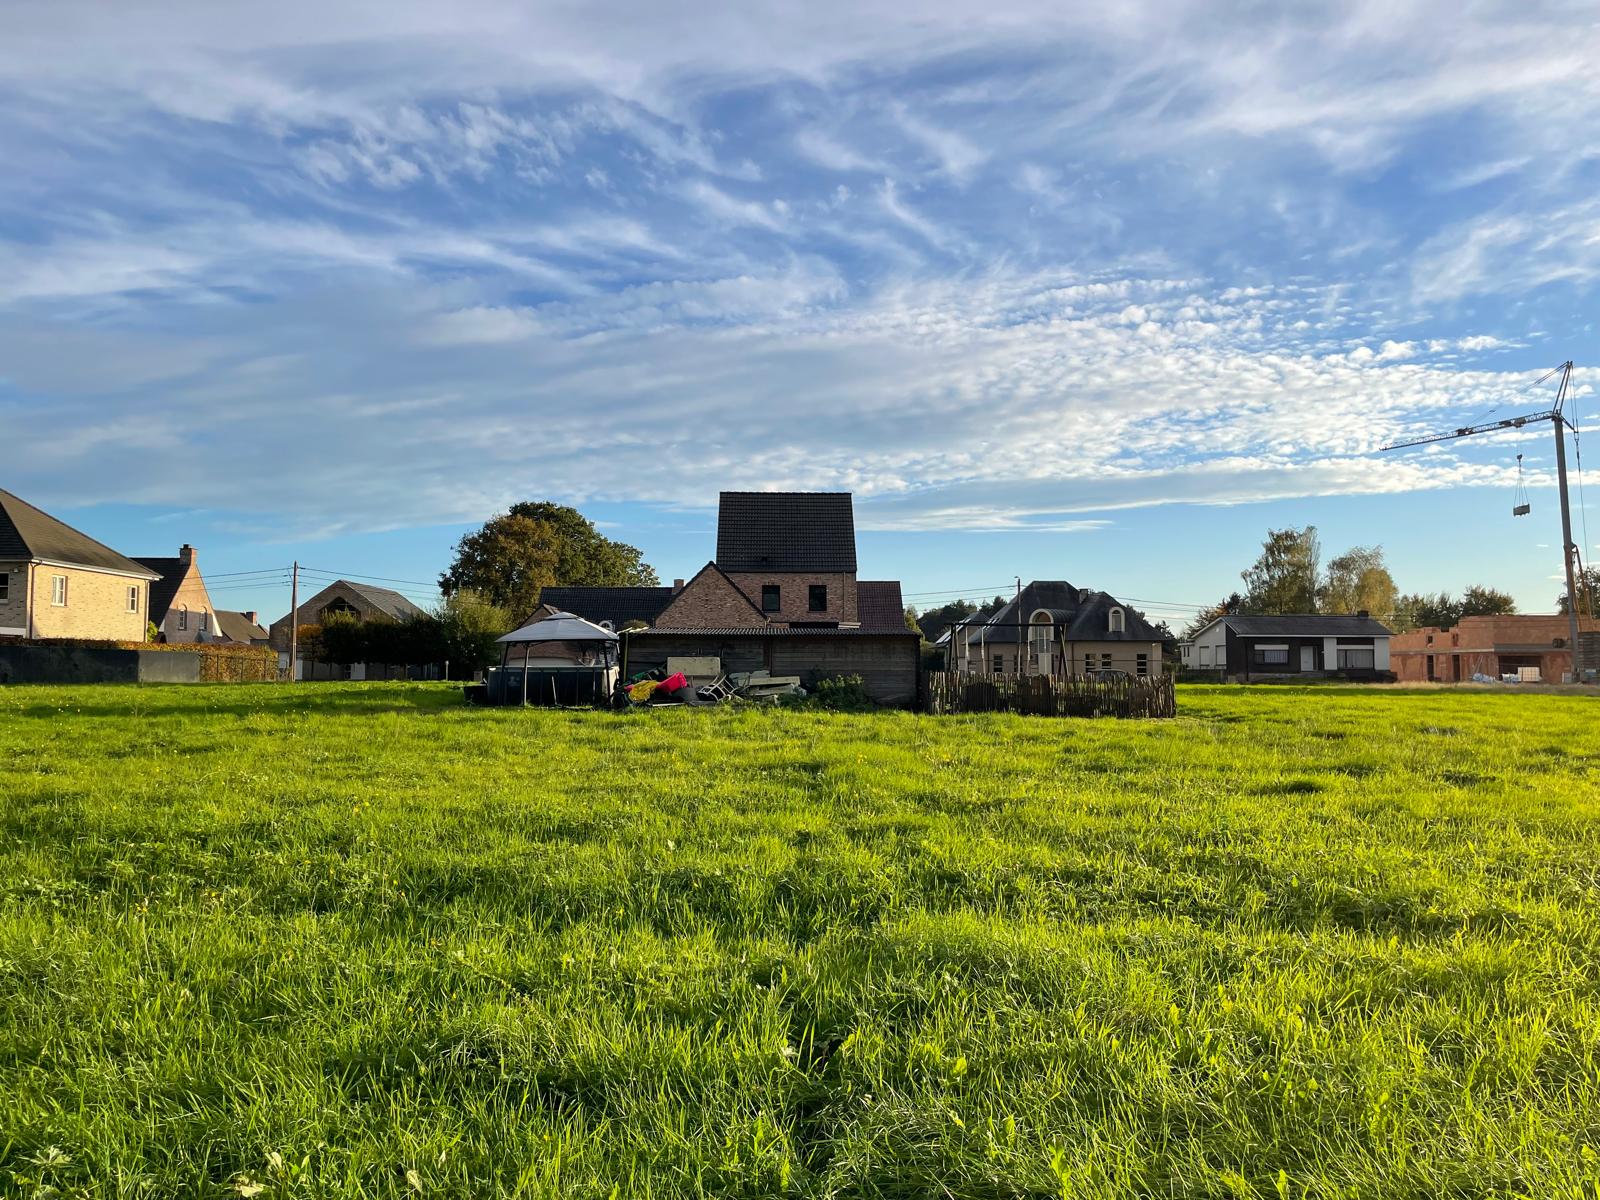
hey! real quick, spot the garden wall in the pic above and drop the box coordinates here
[0,644,200,684]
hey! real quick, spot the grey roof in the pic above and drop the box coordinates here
[342,581,429,621]
[214,610,269,643]
[1221,613,1393,637]
[856,580,906,631]
[132,556,193,624]
[716,492,857,572]
[962,581,1162,644]
[538,586,675,630]
[499,611,618,643]
[0,489,159,577]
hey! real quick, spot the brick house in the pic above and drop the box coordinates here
[269,579,430,680]
[955,580,1166,678]
[134,544,221,643]
[1390,614,1600,683]
[546,491,920,704]
[0,488,160,641]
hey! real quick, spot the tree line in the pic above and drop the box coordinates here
[1184,526,1522,639]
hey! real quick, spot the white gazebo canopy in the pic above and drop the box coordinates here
[497,611,619,644]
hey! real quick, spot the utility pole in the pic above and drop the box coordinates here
[1380,360,1585,680]
[1015,576,1023,678]
[288,561,299,683]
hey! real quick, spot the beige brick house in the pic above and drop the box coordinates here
[0,489,160,641]
[133,544,219,643]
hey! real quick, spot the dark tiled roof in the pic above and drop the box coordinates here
[963,580,1162,644]
[856,580,906,630]
[716,492,857,572]
[1062,592,1165,642]
[1223,614,1393,637]
[343,582,429,621]
[539,586,676,630]
[132,556,190,624]
[214,610,269,643]
[0,489,158,577]
[628,626,917,638]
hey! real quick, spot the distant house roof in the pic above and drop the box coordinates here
[341,581,429,621]
[538,586,676,630]
[716,492,857,573]
[962,581,1162,645]
[0,489,158,578]
[132,554,197,625]
[856,580,906,631]
[1220,614,1393,638]
[214,610,269,643]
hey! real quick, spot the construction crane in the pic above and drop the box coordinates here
[1379,360,1583,674]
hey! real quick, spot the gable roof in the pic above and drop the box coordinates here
[132,556,195,624]
[538,585,675,630]
[963,580,1162,644]
[214,610,269,643]
[655,560,770,628]
[857,580,906,631]
[716,492,857,572]
[271,580,428,632]
[341,581,429,621]
[0,489,159,578]
[1220,613,1393,638]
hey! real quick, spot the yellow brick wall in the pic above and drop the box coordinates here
[157,568,217,642]
[0,562,28,635]
[28,564,151,641]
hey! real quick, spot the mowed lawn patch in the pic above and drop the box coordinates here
[1,683,1598,1198]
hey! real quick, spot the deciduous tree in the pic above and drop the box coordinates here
[1318,545,1398,622]
[439,502,658,618]
[1241,527,1321,614]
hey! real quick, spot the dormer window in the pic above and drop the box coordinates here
[1109,607,1125,633]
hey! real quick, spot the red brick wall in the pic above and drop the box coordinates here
[655,568,769,628]
[723,571,857,624]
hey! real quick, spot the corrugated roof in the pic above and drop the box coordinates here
[856,580,906,631]
[0,489,159,577]
[1222,614,1393,637]
[539,585,676,630]
[716,492,857,572]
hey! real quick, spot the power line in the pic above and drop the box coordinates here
[300,566,439,588]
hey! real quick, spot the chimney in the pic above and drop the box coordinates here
[673,578,685,592]
[178,543,196,565]
[244,611,257,624]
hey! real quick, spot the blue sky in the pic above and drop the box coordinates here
[3,1,1597,628]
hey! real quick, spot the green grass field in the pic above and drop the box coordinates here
[2,683,1598,1199]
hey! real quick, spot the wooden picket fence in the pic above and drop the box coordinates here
[923,671,1176,718]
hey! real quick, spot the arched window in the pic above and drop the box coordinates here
[1108,607,1125,633]
[178,605,189,631]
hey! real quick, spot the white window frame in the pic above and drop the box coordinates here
[51,575,68,606]
[0,573,8,603]
[199,610,208,633]
[178,606,188,631]
[1108,607,1125,633]
[1136,652,1149,677]
[1198,645,1212,667]
[1253,643,1289,665]
[126,585,139,613]
[992,653,1003,674]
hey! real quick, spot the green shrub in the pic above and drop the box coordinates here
[810,673,872,710]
